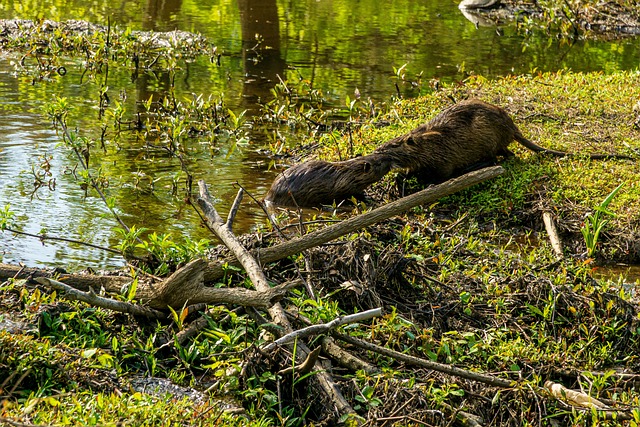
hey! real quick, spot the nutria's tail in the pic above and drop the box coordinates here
[514,133,633,160]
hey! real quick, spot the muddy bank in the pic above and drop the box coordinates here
[461,0,640,38]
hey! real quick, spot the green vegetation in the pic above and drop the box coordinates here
[5,63,640,422]
[2,9,640,427]
[581,183,625,258]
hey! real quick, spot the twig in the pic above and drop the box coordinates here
[2,227,121,255]
[542,211,564,259]
[262,308,382,351]
[277,346,322,377]
[334,332,514,388]
[53,115,132,234]
[233,181,286,238]
[321,336,378,375]
[226,188,243,230]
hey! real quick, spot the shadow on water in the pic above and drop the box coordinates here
[0,0,639,270]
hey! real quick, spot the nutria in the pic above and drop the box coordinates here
[264,153,393,207]
[374,99,632,184]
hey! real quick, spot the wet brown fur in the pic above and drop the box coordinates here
[374,99,632,184]
[264,153,393,207]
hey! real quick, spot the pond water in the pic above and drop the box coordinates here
[0,0,639,269]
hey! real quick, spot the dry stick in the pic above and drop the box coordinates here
[0,262,132,291]
[0,260,298,311]
[337,333,635,420]
[335,332,514,388]
[203,166,506,282]
[226,186,244,230]
[542,211,564,259]
[2,227,121,255]
[321,337,379,375]
[196,183,358,421]
[262,308,382,352]
[35,277,165,319]
[142,258,301,310]
[286,310,379,374]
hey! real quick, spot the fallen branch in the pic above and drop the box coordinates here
[542,211,564,259]
[336,333,635,419]
[262,308,382,352]
[277,346,322,377]
[321,337,379,375]
[28,259,300,312]
[203,166,505,282]
[335,332,513,388]
[0,262,132,292]
[197,183,359,422]
[544,381,631,421]
[142,258,300,310]
[35,277,165,319]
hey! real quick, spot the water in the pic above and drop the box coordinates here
[0,0,638,269]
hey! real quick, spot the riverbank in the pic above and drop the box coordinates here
[478,0,640,39]
[357,70,640,264]
[2,63,640,425]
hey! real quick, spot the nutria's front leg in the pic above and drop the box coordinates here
[497,147,515,158]
[457,158,498,175]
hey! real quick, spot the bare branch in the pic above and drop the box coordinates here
[35,277,165,319]
[227,188,244,230]
[197,180,358,422]
[542,211,564,259]
[263,308,382,351]
[203,166,505,282]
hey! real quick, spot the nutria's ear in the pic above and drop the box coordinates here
[406,136,416,146]
[363,161,372,172]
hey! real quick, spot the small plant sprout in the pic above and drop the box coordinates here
[580,182,624,258]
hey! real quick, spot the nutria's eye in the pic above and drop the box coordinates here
[363,162,372,173]
[406,136,416,146]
